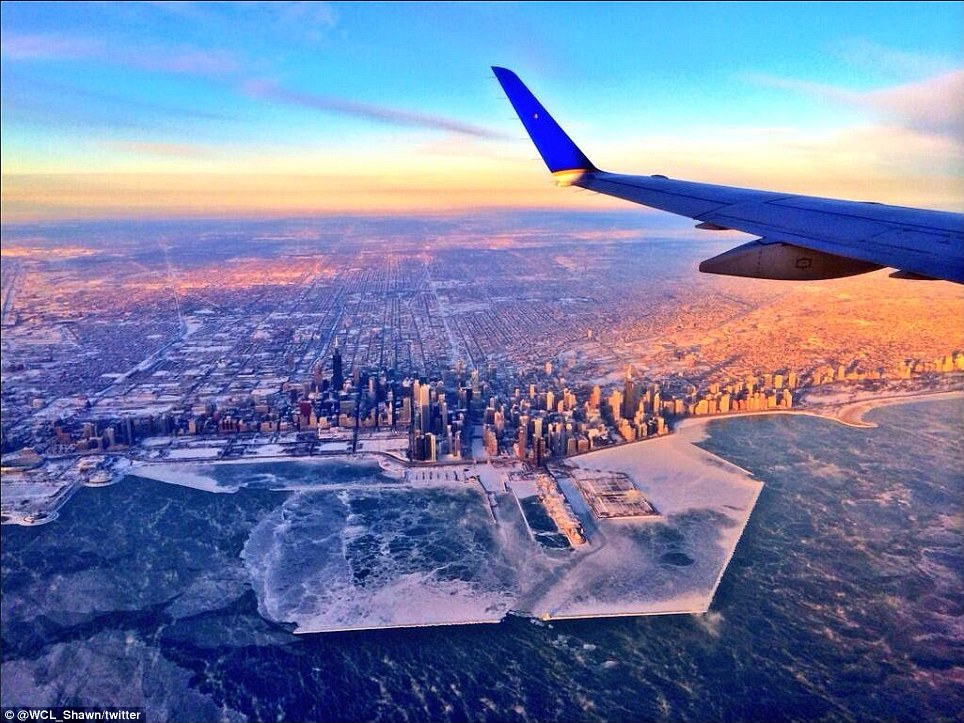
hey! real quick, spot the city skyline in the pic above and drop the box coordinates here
[3,210,961,468]
[2,1,962,221]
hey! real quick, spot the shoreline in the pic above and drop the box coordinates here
[9,390,956,630]
[673,388,963,437]
[4,388,959,529]
[817,389,963,427]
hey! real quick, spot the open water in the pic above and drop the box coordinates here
[2,398,961,722]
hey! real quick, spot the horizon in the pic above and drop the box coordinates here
[2,1,962,223]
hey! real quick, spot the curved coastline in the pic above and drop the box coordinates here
[673,389,963,439]
[823,389,963,427]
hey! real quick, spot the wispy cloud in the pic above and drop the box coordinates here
[134,48,241,76]
[1,72,231,136]
[2,31,240,78]
[595,120,963,211]
[0,32,103,61]
[264,1,338,33]
[868,71,964,137]
[101,141,213,158]
[747,69,964,139]
[242,79,509,139]
[830,38,957,81]
[145,1,338,44]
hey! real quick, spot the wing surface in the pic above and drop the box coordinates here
[492,66,963,284]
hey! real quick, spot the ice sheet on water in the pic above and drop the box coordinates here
[524,507,743,618]
[132,456,400,494]
[241,486,518,631]
[210,457,400,491]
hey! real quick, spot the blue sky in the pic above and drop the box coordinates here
[2,2,961,219]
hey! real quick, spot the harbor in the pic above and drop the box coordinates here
[112,421,763,632]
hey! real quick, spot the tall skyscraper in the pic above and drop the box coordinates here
[623,370,637,420]
[417,382,431,432]
[332,341,344,393]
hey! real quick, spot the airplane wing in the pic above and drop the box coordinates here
[492,66,963,284]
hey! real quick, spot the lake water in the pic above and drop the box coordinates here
[2,398,961,722]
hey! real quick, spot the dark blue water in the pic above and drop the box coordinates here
[2,399,961,722]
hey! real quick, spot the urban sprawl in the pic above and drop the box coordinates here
[2,216,962,504]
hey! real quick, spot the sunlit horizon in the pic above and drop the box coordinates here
[2,2,962,223]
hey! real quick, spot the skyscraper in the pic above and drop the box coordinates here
[332,341,344,393]
[623,369,637,420]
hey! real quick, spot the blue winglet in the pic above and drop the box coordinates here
[492,66,596,174]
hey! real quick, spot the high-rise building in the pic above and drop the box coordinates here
[589,385,601,410]
[534,436,547,466]
[484,426,498,456]
[331,342,344,393]
[417,382,431,432]
[609,390,624,421]
[516,414,529,459]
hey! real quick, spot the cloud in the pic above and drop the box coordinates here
[868,71,964,137]
[747,70,964,139]
[2,31,240,78]
[0,32,102,61]
[831,38,956,80]
[266,1,338,31]
[135,48,240,76]
[101,141,213,158]
[1,72,232,140]
[242,79,509,139]
[591,120,962,212]
[145,1,338,44]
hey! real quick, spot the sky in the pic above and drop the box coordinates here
[1,1,962,221]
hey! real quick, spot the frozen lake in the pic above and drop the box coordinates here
[120,432,762,631]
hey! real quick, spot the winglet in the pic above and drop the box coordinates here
[492,66,596,179]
